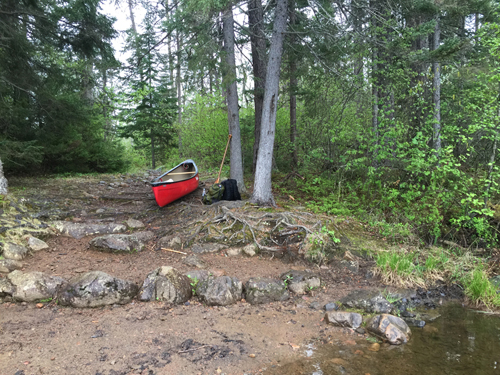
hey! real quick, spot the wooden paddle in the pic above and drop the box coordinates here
[216,134,232,184]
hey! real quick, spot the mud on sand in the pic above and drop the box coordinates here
[0,175,380,375]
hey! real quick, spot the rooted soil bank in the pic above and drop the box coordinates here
[1,174,384,375]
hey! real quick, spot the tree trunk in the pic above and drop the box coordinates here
[433,14,441,155]
[128,0,137,34]
[0,157,8,195]
[176,28,183,155]
[248,0,267,173]
[223,3,245,191]
[288,0,298,170]
[370,0,379,167]
[251,0,288,206]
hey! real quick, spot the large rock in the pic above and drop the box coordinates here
[51,221,126,240]
[324,311,363,329]
[2,242,29,260]
[185,270,212,285]
[139,266,192,303]
[280,269,321,294]
[57,271,138,308]
[89,234,144,253]
[0,258,23,273]
[183,254,206,269]
[340,290,394,314]
[126,219,145,229]
[133,231,155,242]
[244,277,290,304]
[197,276,242,306]
[7,270,65,302]
[367,314,411,345]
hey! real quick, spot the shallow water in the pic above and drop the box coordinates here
[267,303,500,375]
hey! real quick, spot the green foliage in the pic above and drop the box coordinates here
[187,274,199,295]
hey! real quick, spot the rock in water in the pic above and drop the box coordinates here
[340,290,394,314]
[57,271,138,308]
[197,276,242,306]
[8,270,65,302]
[244,277,290,304]
[139,266,192,303]
[324,311,363,329]
[367,314,411,345]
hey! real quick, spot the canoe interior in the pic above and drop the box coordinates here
[151,161,198,186]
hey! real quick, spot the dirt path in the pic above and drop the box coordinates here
[1,174,381,375]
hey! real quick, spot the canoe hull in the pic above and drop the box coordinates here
[150,160,199,207]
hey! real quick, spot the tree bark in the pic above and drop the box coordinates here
[288,0,298,170]
[251,0,288,206]
[128,0,137,34]
[223,3,245,191]
[0,157,8,195]
[248,0,267,173]
[433,14,441,155]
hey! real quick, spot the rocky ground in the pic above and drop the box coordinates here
[0,173,460,375]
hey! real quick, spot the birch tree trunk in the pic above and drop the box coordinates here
[433,14,441,155]
[248,0,267,173]
[223,3,245,191]
[251,0,288,206]
[289,0,298,170]
[0,157,8,195]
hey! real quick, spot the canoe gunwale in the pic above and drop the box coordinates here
[150,159,198,187]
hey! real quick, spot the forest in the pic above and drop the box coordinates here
[2,0,500,251]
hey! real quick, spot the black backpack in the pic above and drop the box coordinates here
[221,179,241,201]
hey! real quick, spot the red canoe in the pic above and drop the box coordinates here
[150,159,199,207]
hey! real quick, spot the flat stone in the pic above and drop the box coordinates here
[0,259,23,273]
[27,237,49,251]
[324,311,363,329]
[126,219,145,228]
[51,221,126,239]
[8,270,66,302]
[191,243,227,254]
[133,231,155,242]
[2,242,29,260]
[89,234,143,253]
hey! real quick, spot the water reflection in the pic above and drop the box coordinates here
[266,303,500,375]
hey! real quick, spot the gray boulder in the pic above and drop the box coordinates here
[51,221,126,239]
[197,276,242,306]
[89,234,144,253]
[280,269,321,294]
[2,242,29,260]
[244,277,290,304]
[139,266,192,303]
[324,311,363,329]
[367,314,411,345]
[7,270,65,302]
[340,290,394,314]
[0,258,23,273]
[57,271,138,308]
